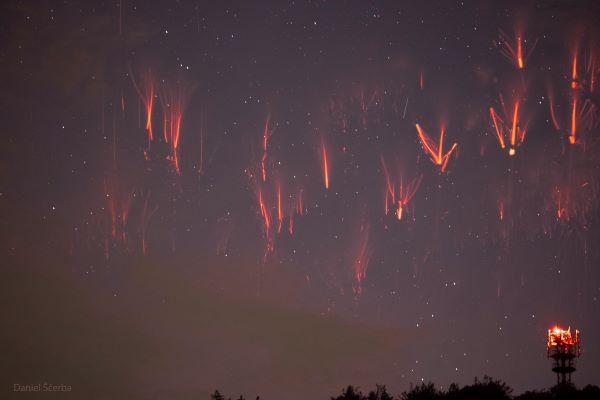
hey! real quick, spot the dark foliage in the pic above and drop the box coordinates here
[400,382,441,400]
[446,376,512,400]
[368,384,395,400]
[211,380,600,400]
[331,385,365,400]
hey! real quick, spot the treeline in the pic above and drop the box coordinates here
[210,376,600,400]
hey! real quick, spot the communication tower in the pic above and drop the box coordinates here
[547,326,581,385]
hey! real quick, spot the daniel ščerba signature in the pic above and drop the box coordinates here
[13,383,72,392]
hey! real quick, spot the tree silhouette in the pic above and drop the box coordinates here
[332,385,366,400]
[401,382,441,400]
[211,390,225,400]
[368,384,395,400]
[209,379,600,400]
[453,376,512,400]
[581,384,600,400]
[514,383,600,400]
[513,389,552,400]
[401,376,513,400]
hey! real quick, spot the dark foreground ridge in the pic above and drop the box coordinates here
[211,377,600,400]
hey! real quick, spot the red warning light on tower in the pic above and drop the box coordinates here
[547,325,581,385]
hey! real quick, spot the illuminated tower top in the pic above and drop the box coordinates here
[547,326,581,386]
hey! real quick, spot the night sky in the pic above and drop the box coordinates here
[2,1,600,399]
